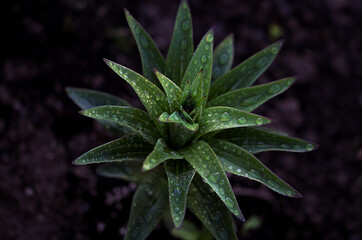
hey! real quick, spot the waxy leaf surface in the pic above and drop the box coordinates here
[187,174,238,240]
[73,135,153,165]
[165,160,196,228]
[209,41,283,100]
[209,139,301,197]
[180,141,244,220]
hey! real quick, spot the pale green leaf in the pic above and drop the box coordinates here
[209,40,283,100]
[73,135,153,165]
[96,161,144,183]
[187,174,238,240]
[212,34,234,81]
[125,173,168,240]
[165,0,194,85]
[165,160,196,228]
[180,30,214,100]
[66,87,131,136]
[194,106,273,140]
[209,138,301,197]
[214,127,318,153]
[180,141,244,220]
[207,77,296,112]
[104,59,168,135]
[142,138,183,171]
[125,10,165,85]
[81,105,160,144]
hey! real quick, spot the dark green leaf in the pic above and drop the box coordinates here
[125,10,165,85]
[212,34,234,81]
[209,139,301,197]
[180,141,244,220]
[142,138,183,171]
[73,135,153,165]
[180,30,214,100]
[165,0,194,85]
[125,173,168,240]
[209,40,283,100]
[187,174,238,240]
[214,127,318,153]
[165,160,196,228]
[104,59,168,135]
[154,69,183,112]
[207,77,296,112]
[170,220,213,240]
[66,87,131,136]
[81,105,160,144]
[96,161,144,183]
[194,106,272,140]
[190,69,204,122]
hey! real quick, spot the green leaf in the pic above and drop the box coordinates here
[154,69,183,112]
[165,0,194,85]
[180,30,214,100]
[125,9,165,86]
[180,141,244,220]
[207,77,296,112]
[104,59,168,135]
[165,160,196,228]
[209,138,301,197]
[212,34,234,81]
[66,87,131,136]
[125,173,168,240]
[214,127,318,153]
[81,105,160,144]
[142,138,183,171]
[170,220,213,240]
[190,69,204,122]
[209,40,283,100]
[187,174,238,240]
[194,106,273,140]
[73,135,153,165]
[96,161,145,183]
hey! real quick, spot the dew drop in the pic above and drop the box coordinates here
[268,180,280,189]
[271,46,278,54]
[256,118,263,125]
[286,190,292,196]
[207,172,220,183]
[150,158,156,163]
[268,84,281,94]
[204,45,210,51]
[249,169,261,179]
[293,145,301,150]
[219,188,225,195]
[255,56,268,69]
[193,59,198,65]
[286,79,293,86]
[240,95,259,107]
[135,26,141,34]
[225,197,234,208]
[206,34,214,43]
[174,216,181,222]
[306,144,313,151]
[156,95,161,101]
[281,144,289,149]
[201,55,207,63]
[220,112,231,122]
[181,20,190,31]
[180,40,188,50]
[218,53,228,65]
[238,117,247,124]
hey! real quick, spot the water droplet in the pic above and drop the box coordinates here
[293,145,301,150]
[240,95,259,107]
[139,35,148,48]
[207,172,220,183]
[206,34,214,43]
[286,79,293,86]
[150,158,156,163]
[281,144,289,149]
[201,55,207,63]
[135,26,141,34]
[286,190,292,196]
[306,144,313,151]
[238,117,247,124]
[225,197,234,208]
[193,59,198,65]
[180,40,188,50]
[255,56,268,69]
[268,180,280,189]
[204,45,210,51]
[219,188,225,195]
[271,46,278,54]
[249,169,261,179]
[174,187,181,196]
[220,112,231,122]
[175,216,181,222]
[256,118,263,125]
[268,84,281,94]
[218,53,228,65]
[156,95,161,101]
[181,20,190,31]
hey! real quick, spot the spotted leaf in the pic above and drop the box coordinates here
[212,34,234,81]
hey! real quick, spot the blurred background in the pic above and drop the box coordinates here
[1,0,361,239]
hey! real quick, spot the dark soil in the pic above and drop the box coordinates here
[1,0,361,239]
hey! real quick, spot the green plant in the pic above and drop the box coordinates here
[66,1,317,239]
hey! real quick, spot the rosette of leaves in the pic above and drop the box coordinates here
[66,1,317,239]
